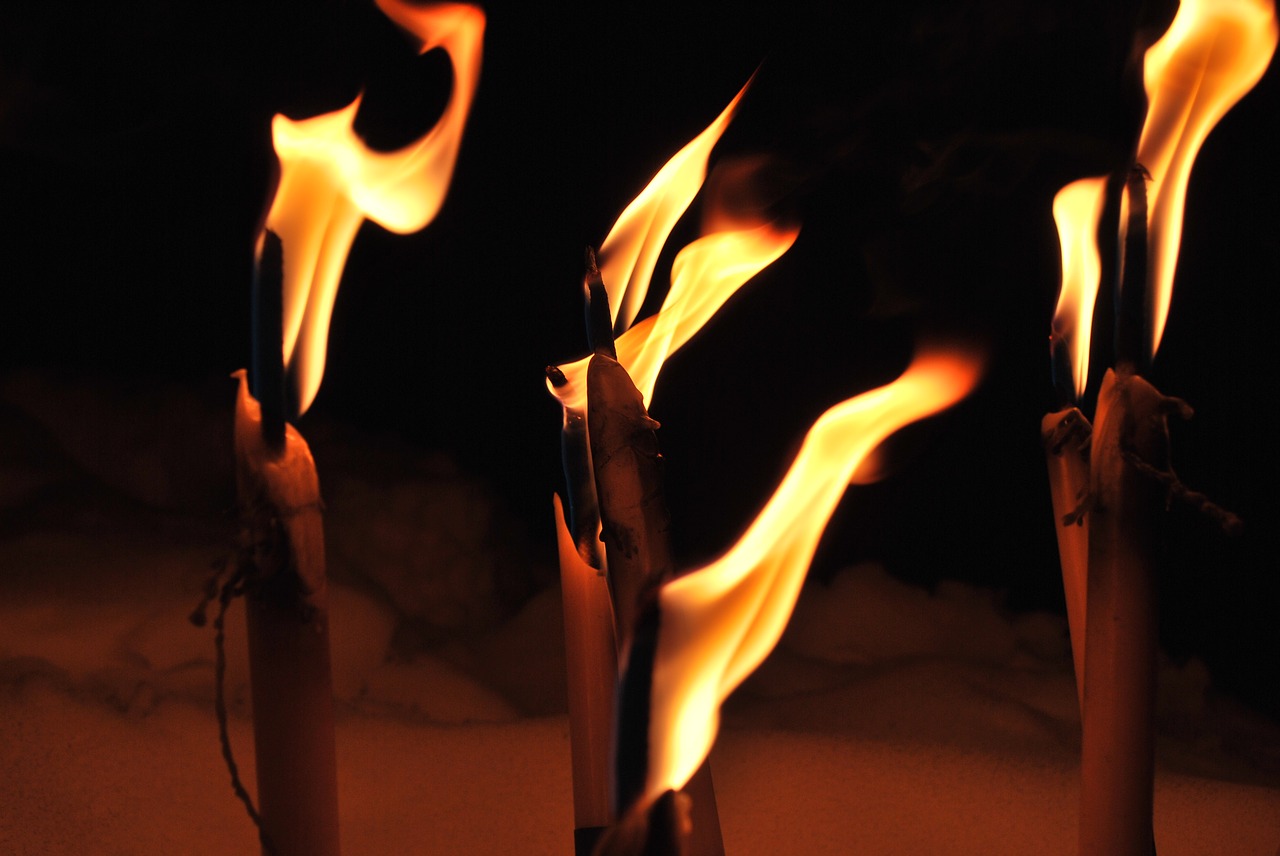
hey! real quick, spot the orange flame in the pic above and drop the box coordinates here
[1051,177,1109,399]
[598,80,751,335]
[1135,0,1277,358]
[548,77,796,419]
[267,1,485,415]
[553,222,799,415]
[641,350,983,798]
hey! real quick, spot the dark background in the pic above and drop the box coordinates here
[1,0,1276,715]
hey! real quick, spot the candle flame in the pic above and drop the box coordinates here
[644,349,983,799]
[553,222,799,416]
[597,79,751,335]
[1051,177,1109,399]
[548,78,796,420]
[1135,0,1277,359]
[267,1,485,415]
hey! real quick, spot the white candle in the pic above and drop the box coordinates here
[233,370,340,856]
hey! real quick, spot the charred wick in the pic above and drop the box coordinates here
[1049,329,1076,411]
[585,247,618,358]
[1084,169,1129,398]
[1115,163,1150,372]
[252,230,287,453]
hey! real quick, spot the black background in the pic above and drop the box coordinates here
[1,0,1276,715]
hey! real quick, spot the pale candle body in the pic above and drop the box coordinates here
[555,496,618,848]
[586,352,723,856]
[588,351,672,649]
[233,371,340,856]
[1080,369,1172,856]
[1041,406,1091,709]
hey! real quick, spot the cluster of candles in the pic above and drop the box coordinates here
[215,0,1276,854]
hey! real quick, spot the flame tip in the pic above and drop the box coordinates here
[1050,174,1109,397]
[644,348,983,796]
[1135,0,1277,359]
[267,1,484,413]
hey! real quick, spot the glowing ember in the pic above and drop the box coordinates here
[267,0,485,415]
[643,350,983,799]
[1133,0,1277,359]
[1050,177,1109,399]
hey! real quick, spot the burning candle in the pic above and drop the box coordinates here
[233,370,340,856]
[1044,175,1108,707]
[548,77,797,855]
[1079,365,1188,856]
[585,217,797,853]
[226,5,484,854]
[1087,0,1274,848]
[583,271,727,856]
[1040,404,1090,708]
[551,254,617,855]
[1038,2,1276,853]
[555,494,619,854]
[605,350,982,850]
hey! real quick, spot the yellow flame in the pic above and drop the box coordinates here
[641,350,982,798]
[598,80,751,334]
[1136,0,1277,358]
[267,1,485,415]
[552,222,798,415]
[1051,177,1109,399]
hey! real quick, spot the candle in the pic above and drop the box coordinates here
[547,84,759,855]
[1078,367,1188,855]
[1064,3,1276,852]
[1044,175,1109,707]
[556,495,618,854]
[225,5,485,851]
[584,285,727,856]
[1040,405,1090,707]
[586,341,672,649]
[1072,164,1162,853]
[552,260,618,853]
[586,261,728,855]
[233,370,340,856]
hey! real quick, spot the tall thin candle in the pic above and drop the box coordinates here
[233,371,340,856]
[1044,175,1109,706]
